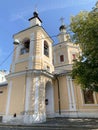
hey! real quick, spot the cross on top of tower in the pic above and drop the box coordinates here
[59,17,66,32]
[34,4,38,13]
[60,17,65,25]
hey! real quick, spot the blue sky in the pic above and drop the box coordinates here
[0,0,97,71]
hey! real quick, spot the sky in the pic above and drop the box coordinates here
[0,0,97,71]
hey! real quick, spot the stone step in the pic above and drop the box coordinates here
[0,118,98,129]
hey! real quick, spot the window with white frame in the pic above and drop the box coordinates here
[83,89,94,104]
[60,55,64,62]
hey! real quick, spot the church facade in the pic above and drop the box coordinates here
[0,12,98,124]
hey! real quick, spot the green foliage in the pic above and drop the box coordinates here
[70,4,98,91]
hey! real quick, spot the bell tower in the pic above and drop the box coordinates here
[4,11,54,124]
[53,18,79,73]
[11,11,54,73]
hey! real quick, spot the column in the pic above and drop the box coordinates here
[24,76,32,113]
[70,78,76,111]
[11,44,21,72]
[6,81,12,115]
[28,33,34,69]
[66,76,72,110]
[34,77,39,114]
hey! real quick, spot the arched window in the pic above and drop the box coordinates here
[83,89,94,104]
[20,38,30,55]
[44,41,49,57]
[60,55,64,62]
[72,53,76,60]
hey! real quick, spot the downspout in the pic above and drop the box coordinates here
[55,76,61,115]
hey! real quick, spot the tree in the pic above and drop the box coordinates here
[70,3,98,92]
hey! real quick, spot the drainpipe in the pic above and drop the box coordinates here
[55,76,61,115]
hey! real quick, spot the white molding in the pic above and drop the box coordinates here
[82,104,98,106]
[66,76,76,111]
[7,70,54,80]
[93,92,97,104]
[6,81,12,115]
[11,44,21,72]
[70,78,76,111]
[66,76,72,110]
[3,114,46,124]
[53,52,56,64]
[28,33,34,69]
[49,44,52,64]
[55,111,98,118]
[15,45,20,62]
[42,38,44,57]
[15,57,29,64]
[34,77,39,114]
[80,89,97,106]
[24,76,32,112]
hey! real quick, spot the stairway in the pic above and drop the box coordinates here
[0,118,98,129]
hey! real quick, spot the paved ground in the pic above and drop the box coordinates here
[0,118,98,130]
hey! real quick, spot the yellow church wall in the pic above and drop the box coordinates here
[9,76,25,115]
[33,31,54,72]
[0,86,7,115]
[13,29,54,73]
[67,46,79,64]
[15,61,28,72]
[54,76,69,112]
[19,53,29,60]
[59,76,69,110]
[53,45,69,67]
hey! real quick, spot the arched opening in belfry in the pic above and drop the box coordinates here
[20,38,30,55]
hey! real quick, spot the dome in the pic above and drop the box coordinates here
[59,25,66,31]
[33,11,38,17]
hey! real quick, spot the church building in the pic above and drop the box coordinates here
[0,11,98,124]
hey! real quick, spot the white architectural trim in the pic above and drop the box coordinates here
[24,76,32,112]
[66,76,76,111]
[53,52,56,64]
[15,44,20,62]
[6,81,12,115]
[80,88,97,106]
[28,33,34,69]
[55,111,98,118]
[42,37,44,57]
[34,77,39,114]
[7,70,54,80]
[66,76,72,110]
[15,57,29,64]
[70,78,76,111]
[93,92,97,104]
[11,44,21,72]
[49,44,52,64]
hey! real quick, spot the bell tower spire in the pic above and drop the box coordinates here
[57,17,70,43]
[59,17,66,33]
[28,9,42,27]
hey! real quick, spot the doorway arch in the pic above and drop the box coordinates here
[45,81,54,117]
